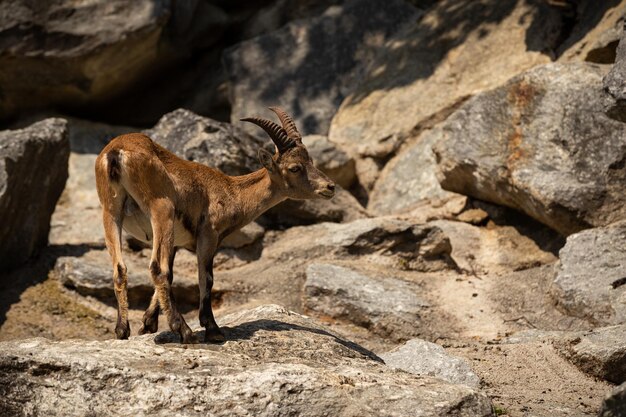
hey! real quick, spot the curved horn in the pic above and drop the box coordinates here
[241,117,295,153]
[269,106,301,142]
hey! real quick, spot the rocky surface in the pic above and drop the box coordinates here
[605,23,626,103]
[555,324,626,384]
[600,382,626,417]
[550,221,626,325]
[301,135,356,189]
[435,62,626,235]
[0,0,229,120]
[329,0,560,160]
[0,119,69,270]
[381,338,480,389]
[304,263,429,341]
[224,0,418,139]
[0,305,493,417]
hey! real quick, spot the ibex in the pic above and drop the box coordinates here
[95,108,335,343]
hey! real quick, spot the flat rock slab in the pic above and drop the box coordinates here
[555,324,626,384]
[0,118,69,270]
[0,305,492,417]
[381,338,480,389]
[550,221,626,325]
[304,263,429,341]
[224,0,418,138]
[435,62,626,235]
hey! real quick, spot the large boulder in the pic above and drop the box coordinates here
[0,305,493,416]
[329,0,561,160]
[304,263,429,341]
[0,119,69,270]
[600,382,626,417]
[550,221,626,326]
[224,0,419,139]
[434,63,626,236]
[0,1,229,119]
[605,25,626,102]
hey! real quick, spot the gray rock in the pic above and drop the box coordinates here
[368,127,463,216]
[146,108,265,176]
[600,382,626,417]
[221,222,265,249]
[329,0,559,159]
[434,63,626,236]
[0,1,228,119]
[550,221,626,325]
[265,217,456,272]
[302,135,356,189]
[224,0,418,138]
[304,263,429,341]
[605,24,626,102]
[381,338,480,389]
[0,119,69,270]
[555,325,626,384]
[0,304,493,417]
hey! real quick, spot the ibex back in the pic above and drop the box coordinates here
[95,107,335,343]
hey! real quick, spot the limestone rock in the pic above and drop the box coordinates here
[224,0,418,138]
[304,263,429,341]
[600,382,626,417]
[329,0,560,159]
[0,119,69,270]
[302,135,356,189]
[0,305,493,417]
[605,23,626,102]
[556,325,626,384]
[0,0,229,119]
[221,222,265,249]
[550,221,626,325]
[381,338,480,388]
[146,108,265,176]
[434,63,626,236]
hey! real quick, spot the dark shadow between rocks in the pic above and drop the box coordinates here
[154,318,383,362]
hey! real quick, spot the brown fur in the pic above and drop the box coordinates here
[95,113,335,343]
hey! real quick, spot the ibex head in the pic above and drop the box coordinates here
[242,107,336,200]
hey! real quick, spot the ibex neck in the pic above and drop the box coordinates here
[230,168,286,224]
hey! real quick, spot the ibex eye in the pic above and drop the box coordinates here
[289,166,301,173]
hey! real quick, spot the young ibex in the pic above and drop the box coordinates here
[95,107,335,343]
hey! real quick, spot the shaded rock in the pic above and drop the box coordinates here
[329,0,560,159]
[265,217,456,272]
[0,1,229,119]
[263,186,368,227]
[304,263,429,341]
[600,382,626,417]
[146,108,265,176]
[605,23,626,103]
[368,127,464,216]
[550,221,626,325]
[0,119,69,270]
[0,304,493,417]
[434,62,626,236]
[381,338,480,388]
[555,325,626,384]
[302,135,356,189]
[224,0,418,138]
[221,222,265,249]
[559,0,625,64]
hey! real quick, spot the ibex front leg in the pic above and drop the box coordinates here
[149,201,194,343]
[196,229,224,343]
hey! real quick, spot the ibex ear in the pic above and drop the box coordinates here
[258,148,276,173]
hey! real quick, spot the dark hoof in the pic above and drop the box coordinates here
[138,320,158,335]
[204,327,225,343]
[115,324,130,340]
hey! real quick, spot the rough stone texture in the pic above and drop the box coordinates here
[434,62,626,236]
[0,119,69,270]
[221,222,265,249]
[224,0,418,139]
[600,382,626,417]
[329,0,560,159]
[555,325,626,384]
[304,263,429,341]
[605,23,626,102]
[265,217,456,272]
[0,305,493,417]
[559,0,626,64]
[302,135,356,189]
[0,1,229,119]
[381,338,480,389]
[550,221,626,326]
[368,127,464,216]
[146,108,265,176]
[264,187,368,227]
